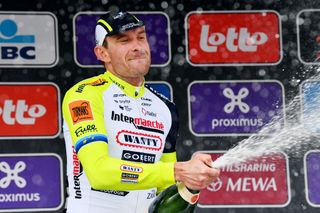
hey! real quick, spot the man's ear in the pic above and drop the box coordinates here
[94,46,111,63]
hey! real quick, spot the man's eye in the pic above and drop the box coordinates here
[139,36,146,40]
[119,39,129,43]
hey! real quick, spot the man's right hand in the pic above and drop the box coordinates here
[173,153,220,190]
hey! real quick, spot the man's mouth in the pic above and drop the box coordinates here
[128,56,147,61]
[128,50,148,61]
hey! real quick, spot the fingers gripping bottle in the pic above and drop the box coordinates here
[148,182,199,213]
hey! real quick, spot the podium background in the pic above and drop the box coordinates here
[1,0,320,212]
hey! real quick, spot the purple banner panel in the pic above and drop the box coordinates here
[0,153,63,212]
[188,80,284,136]
[305,150,320,207]
[74,12,170,67]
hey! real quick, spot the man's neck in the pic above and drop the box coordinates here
[106,68,144,87]
[106,70,144,87]
[124,76,144,87]
[105,71,146,98]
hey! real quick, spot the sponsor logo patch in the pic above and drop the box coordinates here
[121,173,139,184]
[141,108,157,117]
[111,111,164,134]
[120,164,143,173]
[116,130,162,151]
[69,100,94,125]
[72,146,82,199]
[91,188,129,197]
[121,150,156,163]
[147,189,156,199]
[75,79,107,93]
[74,124,98,137]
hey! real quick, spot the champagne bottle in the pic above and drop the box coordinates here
[148,182,199,213]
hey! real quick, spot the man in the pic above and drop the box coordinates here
[62,10,220,213]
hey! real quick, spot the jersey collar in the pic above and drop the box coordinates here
[104,71,145,99]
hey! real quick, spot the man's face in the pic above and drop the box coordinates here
[104,26,151,80]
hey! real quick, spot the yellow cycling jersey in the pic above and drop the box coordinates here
[62,70,178,213]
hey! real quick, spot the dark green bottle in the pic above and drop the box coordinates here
[148,182,199,213]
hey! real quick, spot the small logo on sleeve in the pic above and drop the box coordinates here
[74,124,98,137]
[121,173,139,183]
[121,150,156,163]
[120,164,143,173]
[69,100,94,124]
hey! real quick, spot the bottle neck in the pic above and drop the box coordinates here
[186,187,199,194]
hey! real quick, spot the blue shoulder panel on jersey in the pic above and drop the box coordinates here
[145,84,179,153]
[75,134,108,154]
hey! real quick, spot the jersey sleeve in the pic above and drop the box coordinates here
[62,84,176,192]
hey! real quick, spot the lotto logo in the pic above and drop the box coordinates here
[0,83,60,139]
[0,100,46,125]
[186,11,282,65]
[200,26,268,53]
[0,12,58,67]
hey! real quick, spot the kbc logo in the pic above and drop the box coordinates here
[0,12,58,67]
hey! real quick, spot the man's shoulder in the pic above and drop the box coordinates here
[144,84,175,106]
[67,74,110,95]
[144,84,178,117]
[62,74,111,107]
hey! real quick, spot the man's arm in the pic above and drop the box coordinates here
[77,141,176,191]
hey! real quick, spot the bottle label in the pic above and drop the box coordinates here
[177,182,200,204]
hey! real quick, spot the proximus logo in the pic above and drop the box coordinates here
[223,87,250,113]
[0,161,26,189]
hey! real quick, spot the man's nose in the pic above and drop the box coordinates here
[131,38,143,51]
